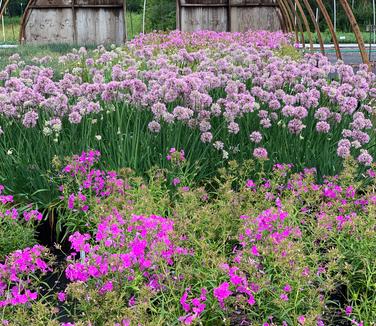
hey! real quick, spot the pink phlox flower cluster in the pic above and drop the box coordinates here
[62,151,125,211]
[0,245,51,307]
[213,282,233,308]
[179,288,207,325]
[0,185,13,205]
[66,214,188,293]
[23,209,43,222]
[215,264,258,309]
[166,148,186,163]
[63,150,101,176]
[0,186,42,222]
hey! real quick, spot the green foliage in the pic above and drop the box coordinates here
[0,217,37,260]
[306,0,374,32]
[33,157,375,325]
[3,302,60,326]
[304,31,375,45]
[146,0,176,31]
[274,44,303,60]
[126,12,143,39]
[126,0,143,13]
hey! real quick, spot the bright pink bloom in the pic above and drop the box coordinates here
[213,282,232,307]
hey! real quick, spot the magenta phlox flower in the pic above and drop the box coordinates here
[213,282,232,307]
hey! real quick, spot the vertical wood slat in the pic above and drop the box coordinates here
[302,0,325,54]
[315,0,342,60]
[338,0,370,68]
[72,0,77,43]
[227,0,231,31]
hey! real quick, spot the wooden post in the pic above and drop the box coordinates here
[294,0,313,51]
[0,0,10,19]
[71,0,77,44]
[176,0,180,30]
[339,0,370,67]
[284,0,305,47]
[315,0,342,60]
[124,0,127,41]
[142,0,146,34]
[275,1,288,33]
[277,0,295,37]
[227,0,231,32]
[302,0,325,54]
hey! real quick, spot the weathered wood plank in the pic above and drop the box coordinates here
[23,6,125,44]
[230,6,281,31]
[178,0,282,32]
[181,7,228,32]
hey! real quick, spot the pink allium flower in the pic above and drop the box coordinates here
[249,131,262,143]
[148,121,161,133]
[316,121,330,133]
[200,132,213,143]
[357,150,373,166]
[68,111,82,124]
[288,118,305,135]
[228,121,240,134]
[253,147,268,160]
[337,145,351,159]
[199,120,211,132]
[314,107,330,121]
[22,111,39,128]
[260,118,272,128]
[345,305,353,316]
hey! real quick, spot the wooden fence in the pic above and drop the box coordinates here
[20,0,126,44]
[176,0,283,33]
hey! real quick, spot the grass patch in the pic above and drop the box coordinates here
[303,30,376,44]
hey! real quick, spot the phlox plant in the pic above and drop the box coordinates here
[0,31,375,207]
[161,158,376,325]
[0,152,375,324]
[62,213,190,324]
[57,147,195,241]
[0,245,54,320]
[0,184,43,259]
[56,150,127,239]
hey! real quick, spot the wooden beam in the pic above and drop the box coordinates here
[227,0,231,32]
[339,0,370,67]
[302,0,325,54]
[295,0,313,51]
[315,0,342,60]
